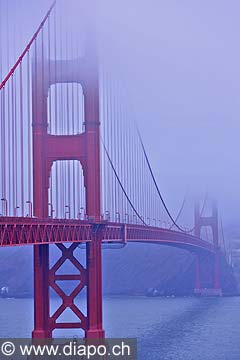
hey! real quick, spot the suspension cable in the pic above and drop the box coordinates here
[169,193,187,230]
[102,139,147,226]
[136,126,209,234]
[136,126,188,232]
[0,1,56,90]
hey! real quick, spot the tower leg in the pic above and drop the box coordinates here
[214,251,221,292]
[193,200,222,296]
[32,245,51,338]
[86,239,105,338]
[193,253,222,297]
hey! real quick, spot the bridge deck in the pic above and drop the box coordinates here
[0,217,214,253]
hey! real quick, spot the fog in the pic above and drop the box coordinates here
[1,0,240,226]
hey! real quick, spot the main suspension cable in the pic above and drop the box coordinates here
[102,139,147,226]
[169,193,187,230]
[136,126,209,234]
[136,126,187,232]
[0,1,56,90]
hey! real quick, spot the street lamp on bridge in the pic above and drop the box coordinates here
[14,206,20,217]
[105,210,110,222]
[26,200,33,217]
[80,207,86,220]
[65,205,70,219]
[1,198,8,216]
[115,212,120,223]
[48,203,54,218]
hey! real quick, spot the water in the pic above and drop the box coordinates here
[0,296,240,359]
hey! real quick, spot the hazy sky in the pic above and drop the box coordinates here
[1,0,240,226]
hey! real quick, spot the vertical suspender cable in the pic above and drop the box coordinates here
[20,62,24,216]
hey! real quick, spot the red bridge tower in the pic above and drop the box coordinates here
[194,201,222,296]
[32,38,104,337]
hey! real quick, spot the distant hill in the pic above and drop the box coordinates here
[0,243,237,297]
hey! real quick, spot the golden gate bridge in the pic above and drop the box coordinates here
[0,1,227,338]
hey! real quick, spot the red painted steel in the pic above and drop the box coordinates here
[194,201,221,294]
[0,1,56,90]
[0,218,92,246]
[30,22,104,337]
[0,217,215,253]
[0,3,227,345]
[49,243,88,332]
[32,41,50,337]
[0,2,224,338]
